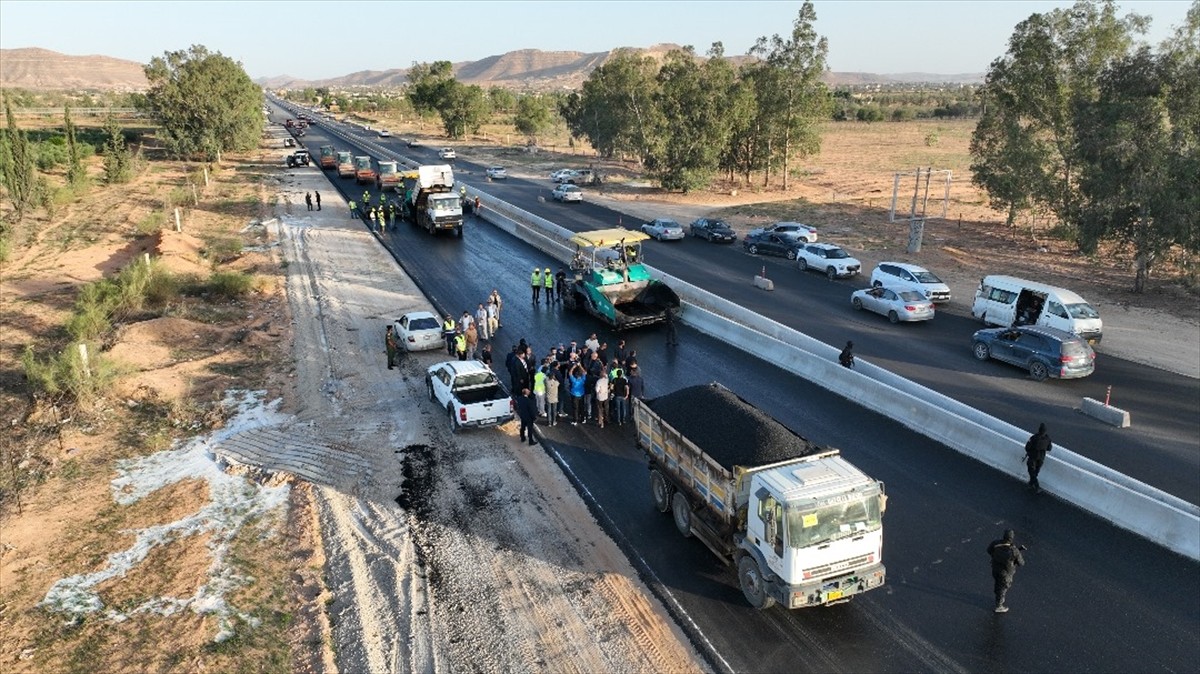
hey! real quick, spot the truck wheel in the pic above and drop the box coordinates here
[455,226,463,238]
[448,405,459,434]
[738,555,776,610]
[671,492,693,538]
[650,470,671,513]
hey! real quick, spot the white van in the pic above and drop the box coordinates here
[971,275,1103,345]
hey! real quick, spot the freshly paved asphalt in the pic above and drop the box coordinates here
[271,102,1200,672]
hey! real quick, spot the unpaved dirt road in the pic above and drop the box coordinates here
[265,168,706,673]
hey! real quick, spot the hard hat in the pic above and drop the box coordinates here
[545,267,551,272]
[534,267,539,271]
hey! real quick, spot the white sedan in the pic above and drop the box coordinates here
[392,311,444,351]
[552,184,583,202]
[486,166,508,180]
[640,218,685,241]
[851,286,934,323]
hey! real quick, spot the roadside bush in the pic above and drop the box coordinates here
[21,342,118,403]
[202,235,243,264]
[207,270,253,299]
[136,211,167,235]
[65,259,181,341]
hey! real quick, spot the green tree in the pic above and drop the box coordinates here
[969,1,1148,229]
[489,87,517,114]
[0,102,37,220]
[513,95,552,144]
[749,1,831,189]
[140,45,264,159]
[1074,7,1200,292]
[439,83,490,139]
[101,113,132,184]
[406,61,457,116]
[970,96,1045,232]
[562,49,662,162]
[652,45,740,192]
[64,103,87,186]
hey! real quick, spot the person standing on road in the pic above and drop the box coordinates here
[594,372,610,429]
[1024,423,1053,493]
[442,315,457,356]
[490,289,504,328]
[465,322,479,359]
[627,364,645,401]
[474,195,481,218]
[543,267,554,305]
[385,325,398,370]
[362,190,370,209]
[349,199,358,219]
[555,268,567,302]
[515,387,538,446]
[986,529,1026,613]
[545,364,560,427]
[377,206,386,232]
[665,308,679,346]
[454,329,468,361]
[305,192,313,211]
[610,366,629,426]
[839,340,855,368]
[475,303,490,342]
[486,298,499,336]
[531,268,543,304]
[480,342,494,371]
[568,364,587,426]
[533,366,548,420]
[314,190,321,211]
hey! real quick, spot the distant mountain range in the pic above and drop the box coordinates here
[0,47,983,92]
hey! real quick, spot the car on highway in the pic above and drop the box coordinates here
[971,324,1095,381]
[392,311,443,352]
[851,286,935,323]
[689,218,737,243]
[748,221,819,243]
[797,243,862,279]
[550,169,580,183]
[407,138,422,148]
[438,147,456,160]
[640,218,685,241]
[742,232,804,259]
[486,166,508,180]
[551,184,583,203]
[870,262,952,302]
[378,129,391,137]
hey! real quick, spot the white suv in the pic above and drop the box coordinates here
[438,147,456,160]
[870,262,952,302]
[796,243,861,279]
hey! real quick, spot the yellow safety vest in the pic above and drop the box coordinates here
[454,334,466,352]
[543,273,553,289]
[531,271,542,286]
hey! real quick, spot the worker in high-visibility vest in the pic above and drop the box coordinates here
[531,268,543,304]
[349,200,358,219]
[542,267,553,305]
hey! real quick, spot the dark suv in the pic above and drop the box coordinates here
[971,325,1095,381]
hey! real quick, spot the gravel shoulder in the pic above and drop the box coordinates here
[273,168,707,673]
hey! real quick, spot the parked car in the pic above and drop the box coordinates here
[550,169,580,183]
[742,232,804,259]
[641,218,685,241]
[796,243,862,279]
[870,262,952,302]
[486,166,508,180]
[748,221,819,243]
[438,147,456,160]
[392,311,443,352]
[285,150,310,167]
[971,325,1096,381]
[851,286,935,323]
[283,137,296,148]
[551,184,583,202]
[689,218,737,243]
[426,360,515,433]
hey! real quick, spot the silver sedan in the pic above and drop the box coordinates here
[851,286,935,323]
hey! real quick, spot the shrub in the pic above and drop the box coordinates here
[202,235,243,264]
[21,342,117,403]
[207,271,253,299]
[136,211,167,235]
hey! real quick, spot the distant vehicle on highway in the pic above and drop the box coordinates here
[796,243,861,279]
[870,262,952,303]
[407,138,422,148]
[551,184,583,203]
[378,129,391,137]
[972,325,1096,381]
[438,147,456,160]
[689,218,737,243]
[550,169,580,183]
[748,221,818,243]
[742,232,804,259]
[851,286,935,323]
[486,166,508,180]
[641,218,685,241]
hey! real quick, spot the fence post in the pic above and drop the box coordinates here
[77,343,91,379]
[174,208,182,232]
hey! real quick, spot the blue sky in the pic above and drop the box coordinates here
[0,1,1191,79]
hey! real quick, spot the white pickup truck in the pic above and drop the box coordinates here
[426,360,514,433]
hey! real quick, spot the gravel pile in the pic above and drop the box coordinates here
[645,383,818,470]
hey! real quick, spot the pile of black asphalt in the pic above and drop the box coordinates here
[644,382,820,470]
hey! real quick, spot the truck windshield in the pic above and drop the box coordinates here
[786,494,882,549]
[429,194,459,211]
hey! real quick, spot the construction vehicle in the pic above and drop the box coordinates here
[376,160,401,192]
[354,156,376,185]
[336,151,355,179]
[318,145,336,170]
[400,164,463,237]
[560,228,680,329]
[635,383,887,610]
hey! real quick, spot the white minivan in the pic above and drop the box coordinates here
[971,275,1103,345]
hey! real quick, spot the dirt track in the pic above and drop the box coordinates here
[270,169,706,673]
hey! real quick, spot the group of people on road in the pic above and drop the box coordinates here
[530,266,570,305]
[438,289,505,363]
[506,334,646,439]
[305,191,322,211]
[983,422,1052,613]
